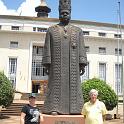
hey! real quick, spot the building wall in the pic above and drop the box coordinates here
[84,36,123,92]
[0,31,45,92]
[0,15,124,94]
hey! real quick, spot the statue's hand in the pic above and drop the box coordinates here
[80,68,85,76]
[44,64,50,75]
[79,64,85,76]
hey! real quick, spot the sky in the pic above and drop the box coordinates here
[0,0,124,25]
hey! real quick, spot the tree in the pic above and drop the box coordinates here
[81,78,118,110]
[0,72,14,107]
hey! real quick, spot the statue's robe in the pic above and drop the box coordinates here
[42,23,87,114]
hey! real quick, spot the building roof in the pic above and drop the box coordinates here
[0,15,124,29]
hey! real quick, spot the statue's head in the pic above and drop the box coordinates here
[59,0,71,23]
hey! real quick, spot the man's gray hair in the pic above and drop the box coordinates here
[89,89,98,96]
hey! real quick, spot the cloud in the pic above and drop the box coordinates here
[0,0,17,15]
[0,0,40,16]
[17,0,40,16]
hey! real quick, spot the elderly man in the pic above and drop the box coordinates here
[81,89,107,124]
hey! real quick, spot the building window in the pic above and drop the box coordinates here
[11,26,20,30]
[37,27,47,32]
[81,63,89,82]
[99,47,106,54]
[114,34,122,38]
[32,60,46,76]
[10,41,18,48]
[99,63,106,81]
[85,46,90,53]
[98,32,106,37]
[83,31,90,36]
[33,46,43,56]
[32,45,46,79]
[33,27,48,32]
[115,48,122,55]
[115,64,122,95]
[9,58,17,88]
[33,27,36,31]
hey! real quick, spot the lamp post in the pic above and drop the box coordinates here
[116,1,123,119]
[117,1,124,122]
[117,1,123,122]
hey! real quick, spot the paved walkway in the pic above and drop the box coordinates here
[0,102,124,124]
[0,115,124,124]
[0,116,20,124]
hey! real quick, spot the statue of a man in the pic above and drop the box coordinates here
[42,0,87,115]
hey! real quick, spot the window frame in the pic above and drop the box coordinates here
[83,31,90,36]
[9,58,17,88]
[10,41,19,49]
[99,47,106,54]
[98,32,106,37]
[11,26,20,30]
[99,63,106,81]
[115,48,122,55]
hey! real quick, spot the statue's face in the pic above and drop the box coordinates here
[59,10,71,23]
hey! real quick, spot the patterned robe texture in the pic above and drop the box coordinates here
[42,23,87,114]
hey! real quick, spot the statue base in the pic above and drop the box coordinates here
[42,114,85,124]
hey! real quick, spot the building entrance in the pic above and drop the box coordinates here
[32,80,47,95]
[32,83,39,93]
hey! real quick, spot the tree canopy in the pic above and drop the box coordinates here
[81,78,118,110]
[0,72,14,107]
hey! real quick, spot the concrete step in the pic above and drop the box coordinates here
[1,102,44,116]
[21,93,45,101]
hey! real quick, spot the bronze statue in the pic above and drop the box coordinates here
[42,0,87,115]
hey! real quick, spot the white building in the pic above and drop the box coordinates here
[0,15,124,96]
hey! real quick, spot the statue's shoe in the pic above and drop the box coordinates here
[51,111,58,115]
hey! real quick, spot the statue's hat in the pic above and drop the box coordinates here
[59,0,71,12]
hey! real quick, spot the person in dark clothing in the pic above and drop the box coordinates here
[20,93,43,124]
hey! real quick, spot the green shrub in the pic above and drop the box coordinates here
[0,72,14,107]
[81,78,118,110]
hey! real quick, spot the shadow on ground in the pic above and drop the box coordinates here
[0,114,10,119]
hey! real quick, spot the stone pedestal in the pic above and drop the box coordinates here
[42,114,85,124]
